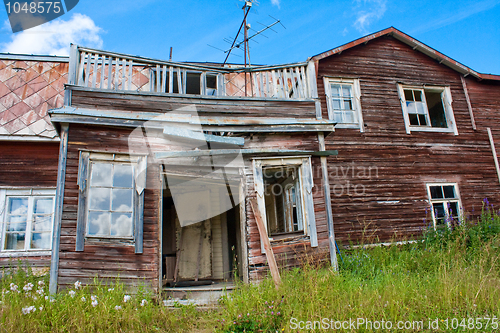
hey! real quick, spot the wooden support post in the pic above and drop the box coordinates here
[487,127,500,184]
[250,199,281,289]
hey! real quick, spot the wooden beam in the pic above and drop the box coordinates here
[155,149,338,159]
[49,123,69,294]
[162,125,245,146]
[461,76,476,130]
[250,199,281,289]
[487,128,500,184]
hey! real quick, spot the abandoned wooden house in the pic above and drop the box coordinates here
[1,27,499,298]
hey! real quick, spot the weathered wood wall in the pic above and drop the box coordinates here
[0,142,59,269]
[57,124,161,291]
[317,35,500,244]
[70,88,316,119]
[243,133,330,280]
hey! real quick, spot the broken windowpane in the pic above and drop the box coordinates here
[263,166,303,236]
[403,87,450,129]
[428,184,461,228]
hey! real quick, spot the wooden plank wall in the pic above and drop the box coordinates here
[243,134,330,281]
[57,124,161,292]
[317,35,500,244]
[0,142,59,269]
[70,89,316,119]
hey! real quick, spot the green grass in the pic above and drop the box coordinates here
[2,201,500,332]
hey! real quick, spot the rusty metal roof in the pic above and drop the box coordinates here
[0,55,68,140]
[311,27,500,81]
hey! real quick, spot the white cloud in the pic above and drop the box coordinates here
[1,13,103,56]
[271,0,281,9]
[352,0,387,34]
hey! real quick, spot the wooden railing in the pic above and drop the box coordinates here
[68,45,316,100]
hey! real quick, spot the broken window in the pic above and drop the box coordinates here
[75,152,147,253]
[253,157,318,247]
[263,166,303,235]
[398,85,457,134]
[426,183,461,228]
[0,189,55,252]
[324,78,364,132]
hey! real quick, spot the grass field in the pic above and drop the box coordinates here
[2,200,500,332]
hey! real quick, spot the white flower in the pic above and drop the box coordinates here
[22,306,35,315]
[23,283,34,292]
[91,300,98,307]
[68,290,76,298]
[123,295,131,303]
[90,295,97,301]
[140,299,147,307]
[81,296,86,302]
[32,296,38,301]
[38,281,45,286]
[49,298,55,303]
[39,306,43,311]
[10,283,18,292]
[74,281,82,289]
[44,296,49,300]
[114,305,122,310]
[108,288,114,292]
[36,288,44,296]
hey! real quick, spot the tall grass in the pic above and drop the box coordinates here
[2,201,500,332]
[218,202,500,332]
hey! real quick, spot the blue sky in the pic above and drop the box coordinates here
[1,0,499,74]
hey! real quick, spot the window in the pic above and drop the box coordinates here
[87,162,134,237]
[253,157,317,249]
[398,85,458,135]
[324,78,364,132]
[426,183,461,228]
[263,166,303,235]
[76,152,147,253]
[0,189,55,252]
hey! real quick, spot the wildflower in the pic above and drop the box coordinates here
[91,300,98,307]
[69,290,76,298]
[36,288,44,296]
[123,295,131,303]
[10,283,18,292]
[140,299,147,307]
[81,296,86,302]
[22,306,36,315]
[44,296,49,300]
[108,288,114,292]
[38,281,44,286]
[23,283,34,292]
[50,298,55,303]
[74,281,82,289]
[115,305,122,310]
[39,306,43,311]
[33,296,38,301]
[91,295,97,301]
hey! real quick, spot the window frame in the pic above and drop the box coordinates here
[76,151,147,253]
[252,157,318,252]
[426,183,462,229]
[397,84,458,135]
[323,77,364,132]
[0,188,55,254]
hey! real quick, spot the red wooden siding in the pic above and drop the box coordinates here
[317,35,500,244]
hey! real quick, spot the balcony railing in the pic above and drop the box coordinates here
[68,45,316,100]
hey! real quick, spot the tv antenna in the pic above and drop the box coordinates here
[208,0,284,96]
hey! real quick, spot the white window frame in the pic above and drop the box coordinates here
[253,156,318,252]
[0,188,55,255]
[426,183,462,229]
[324,77,364,132]
[397,84,458,135]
